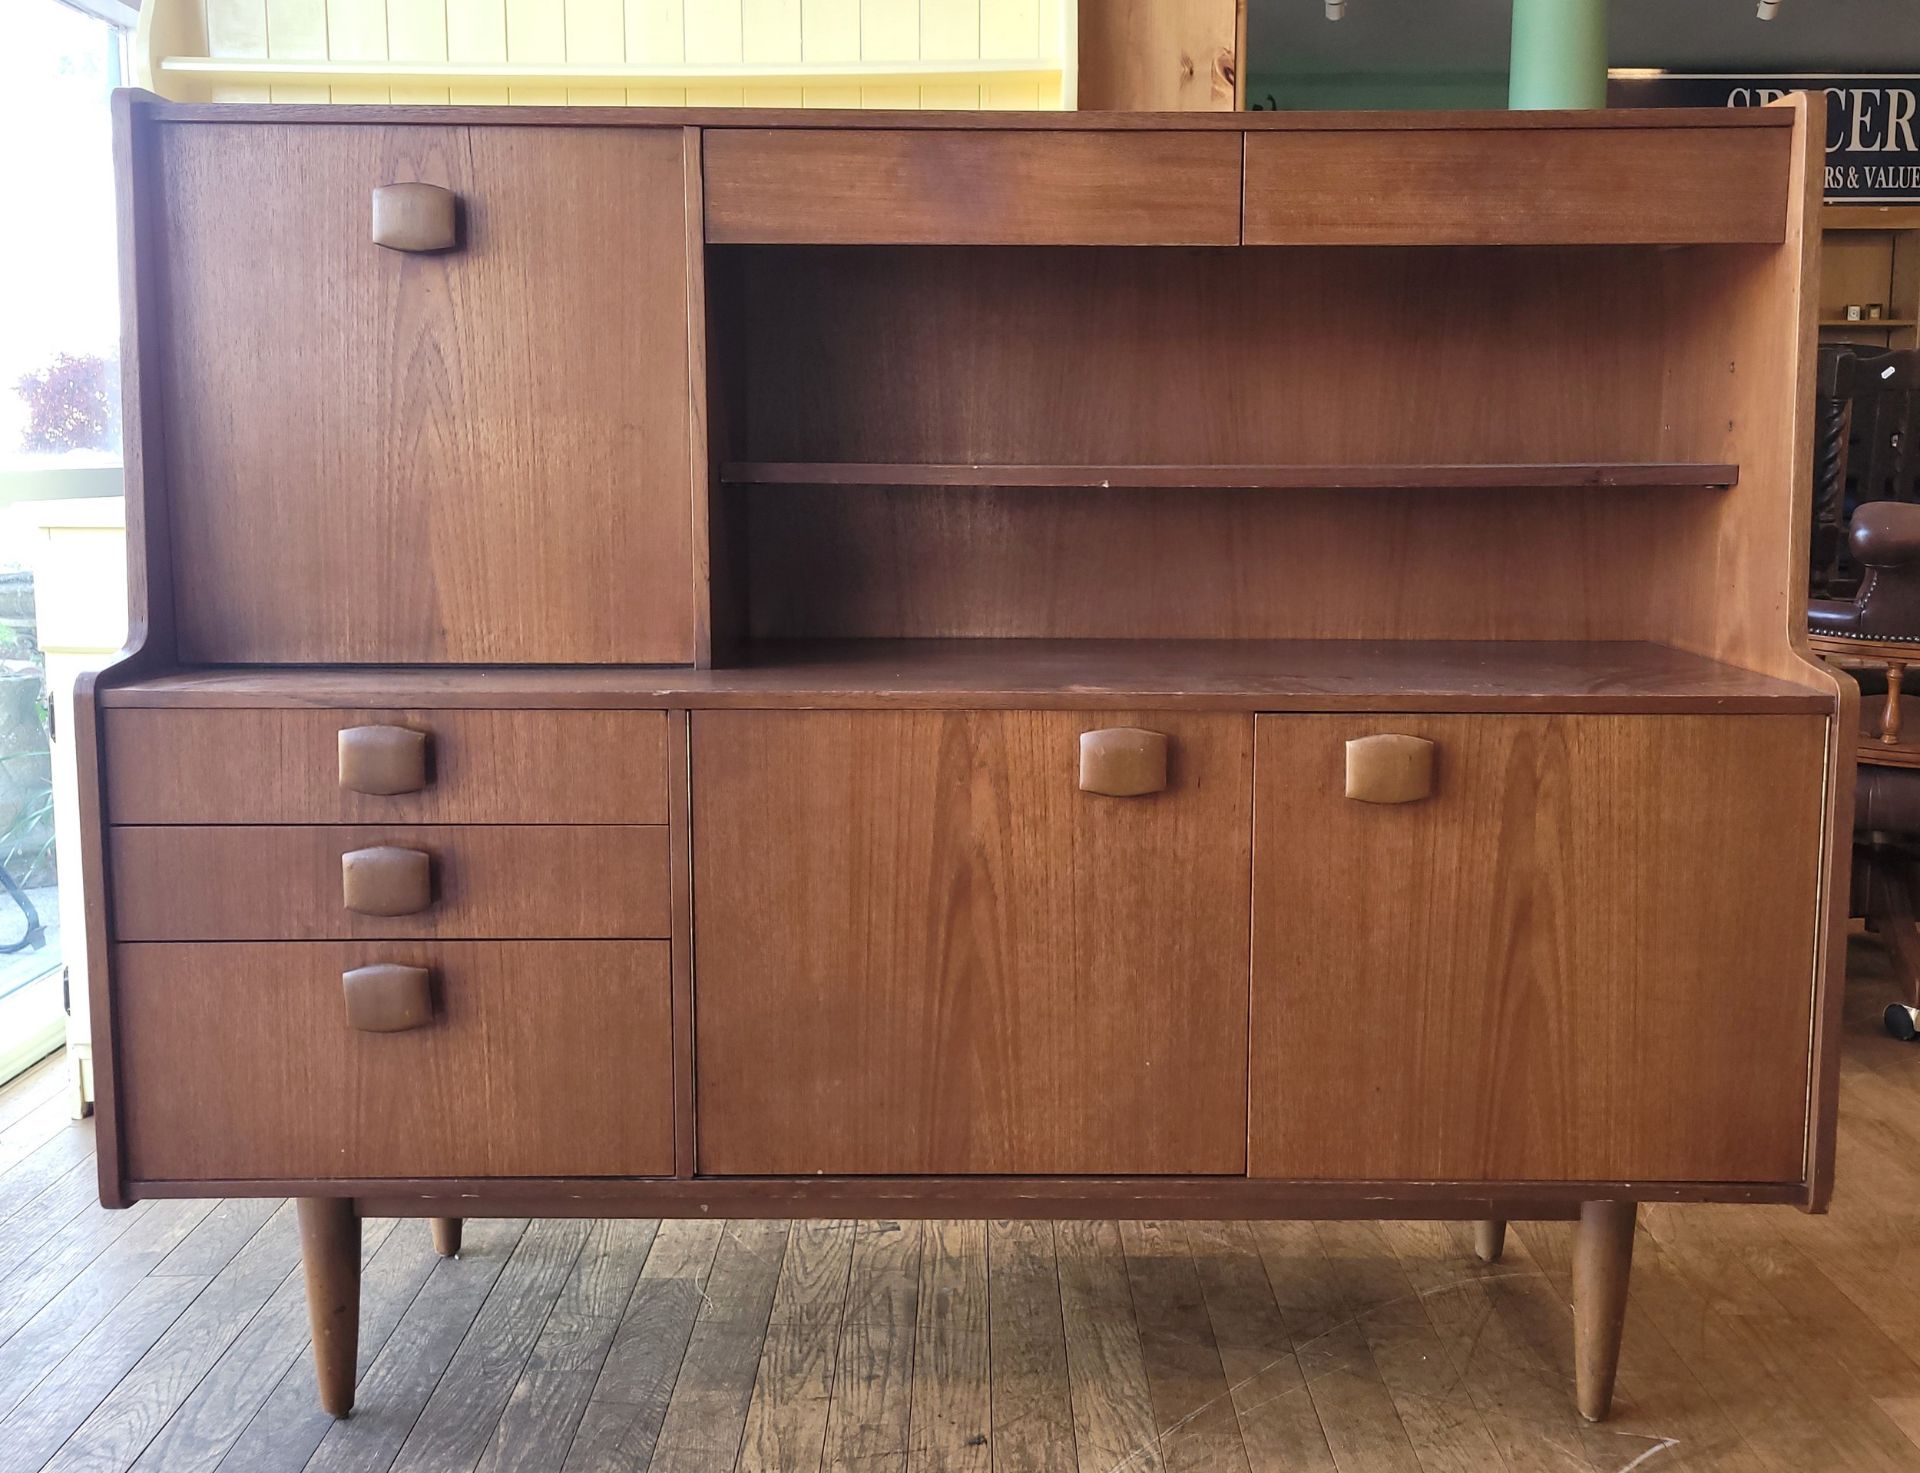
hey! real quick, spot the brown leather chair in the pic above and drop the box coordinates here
[1813,501,1920,1037]
[1810,501,1920,642]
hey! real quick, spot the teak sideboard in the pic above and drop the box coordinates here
[82,89,1853,1424]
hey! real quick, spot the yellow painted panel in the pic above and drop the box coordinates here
[861,0,920,108]
[567,0,627,103]
[920,84,981,108]
[982,0,1038,107]
[801,0,858,104]
[921,0,979,107]
[326,0,390,101]
[625,0,687,104]
[263,0,329,100]
[740,0,799,105]
[145,0,1074,106]
[742,0,799,63]
[683,0,745,104]
[1050,0,1073,106]
[684,0,744,60]
[921,0,979,57]
[205,0,269,100]
[386,0,448,101]
[445,0,509,100]
[505,0,566,102]
[804,0,859,58]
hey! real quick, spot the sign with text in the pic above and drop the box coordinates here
[1607,73,1920,201]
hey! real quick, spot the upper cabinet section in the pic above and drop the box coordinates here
[1244,117,1792,246]
[702,128,1241,244]
[150,123,697,664]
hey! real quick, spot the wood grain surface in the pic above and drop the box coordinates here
[714,241,1803,646]
[1077,0,1244,111]
[702,129,1240,244]
[109,825,671,941]
[90,641,1831,712]
[115,942,674,1180]
[102,709,669,824]
[690,710,1252,1176]
[152,122,695,664]
[1250,713,1828,1183]
[1243,124,1790,244]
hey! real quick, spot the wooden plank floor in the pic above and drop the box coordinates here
[8,941,1920,1471]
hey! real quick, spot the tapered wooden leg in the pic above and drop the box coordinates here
[297,1197,362,1419]
[1573,1200,1636,1422]
[1473,1218,1507,1264]
[431,1217,463,1257]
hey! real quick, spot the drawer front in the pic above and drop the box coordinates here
[104,709,670,825]
[1243,125,1790,245]
[155,123,696,664]
[117,941,674,1181]
[693,709,1252,1175]
[1250,713,1826,1184]
[111,826,670,941]
[703,129,1242,245]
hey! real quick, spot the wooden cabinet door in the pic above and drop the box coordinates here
[691,710,1252,1175]
[1251,714,1828,1184]
[153,123,695,664]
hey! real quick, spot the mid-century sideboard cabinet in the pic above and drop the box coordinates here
[81,89,1852,1424]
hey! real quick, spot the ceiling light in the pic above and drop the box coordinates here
[1757,0,1782,17]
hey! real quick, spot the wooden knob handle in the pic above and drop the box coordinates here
[342,963,433,1033]
[371,183,458,252]
[341,846,432,916]
[1079,728,1168,797]
[338,725,429,796]
[1345,734,1436,804]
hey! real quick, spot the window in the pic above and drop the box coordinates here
[0,0,131,1085]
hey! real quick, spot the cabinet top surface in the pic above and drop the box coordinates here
[122,90,1797,134]
[95,641,1833,713]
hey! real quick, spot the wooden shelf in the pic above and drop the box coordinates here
[1823,205,1920,232]
[155,57,1066,90]
[721,462,1741,491]
[100,640,1828,713]
[1819,318,1915,328]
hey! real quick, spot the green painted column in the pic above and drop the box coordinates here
[1509,0,1608,110]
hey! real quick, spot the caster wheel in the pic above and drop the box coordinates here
[1886,1003,1920,1041]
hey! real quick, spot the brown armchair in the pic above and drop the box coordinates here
[1810,501,1920,641]
[1812,502,1920,1038]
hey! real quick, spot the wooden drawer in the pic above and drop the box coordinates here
[702,129,1241,245]
[117,941,674,1181]
[1242,123,1790,245]
[111,825,670,941]
[1249,713,1826,1183]
[103,708,670,825]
